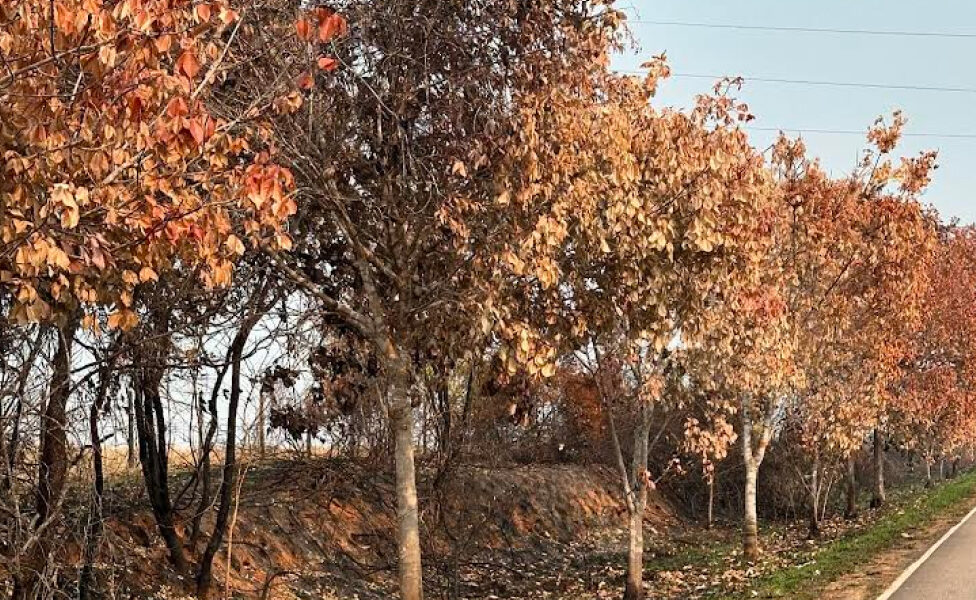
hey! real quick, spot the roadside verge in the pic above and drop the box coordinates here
[742,470,976,599]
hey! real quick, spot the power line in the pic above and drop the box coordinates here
[612,72,976,140]
[680,73,976,95]
[613,20,976,140]
[612,72,976,139]
[746,126,976,140]
[616,70,976,95]
[627,19,976,39]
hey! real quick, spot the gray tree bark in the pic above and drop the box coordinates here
[871,428,886,507]
[390,369,423,600]
[845,457,858,519]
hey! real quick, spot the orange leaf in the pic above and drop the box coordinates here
[317,56,338,71]
[195,3,211,22]
[53,2,74,31]
[318,14,346,42]
[298,72,314,90]
[273,91,304,114]
[177,50,201,79]
[138,266,158,283]
[225,234,245,256]
[295,18,312,41]
[218,6,238,24]
[166,96,188,118]
[155,34,172,53]
[276,232,293,251]
[188,118,206,146]
[107,309,138,331]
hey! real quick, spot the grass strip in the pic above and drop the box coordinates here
[743,469,976,599]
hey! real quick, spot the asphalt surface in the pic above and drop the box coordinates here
[887,507,976,599]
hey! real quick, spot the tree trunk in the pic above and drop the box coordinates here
[135,368,190,574]
[390,374,424,600]
[258,389,266,459]
[3,327,44,492]
[191,360,228,546]
[939,458,945,481]
[197,315,256,598]
[624,501,645,600]
[741,402,769,562]
[623,400,653,600]
[191,388,216,545]
[13,322,75,598]
[126,388,137,470]
[808,457,821,538]
[743,457,760,561]
[80,353,116,599]
[870,428,886,508]
[435,383,451,458]
[706,474,715,530]
[845,457,858,519]
[953,457,960,478]
[3,386,25,490]
[925,459,933,488]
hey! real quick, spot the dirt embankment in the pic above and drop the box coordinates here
[96,461,677,598]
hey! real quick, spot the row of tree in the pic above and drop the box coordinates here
[2,1,976,599]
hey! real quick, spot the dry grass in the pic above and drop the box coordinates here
[95,444,337,478]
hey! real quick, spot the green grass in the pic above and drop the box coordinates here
[648,538,738,573]
[740,470,976,599]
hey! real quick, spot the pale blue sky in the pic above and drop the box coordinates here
[614,1,976,223]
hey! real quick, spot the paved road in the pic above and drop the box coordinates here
[884,506,976,600]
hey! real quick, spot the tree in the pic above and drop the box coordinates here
[225,3,626,598]
[0,1,294,594]
[895,227,976,485]
[495,70,774,598]
[693,113,935,557]
[782,156,935,533]
[682,395,738,529]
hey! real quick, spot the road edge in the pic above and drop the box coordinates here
[875,500,976,599]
